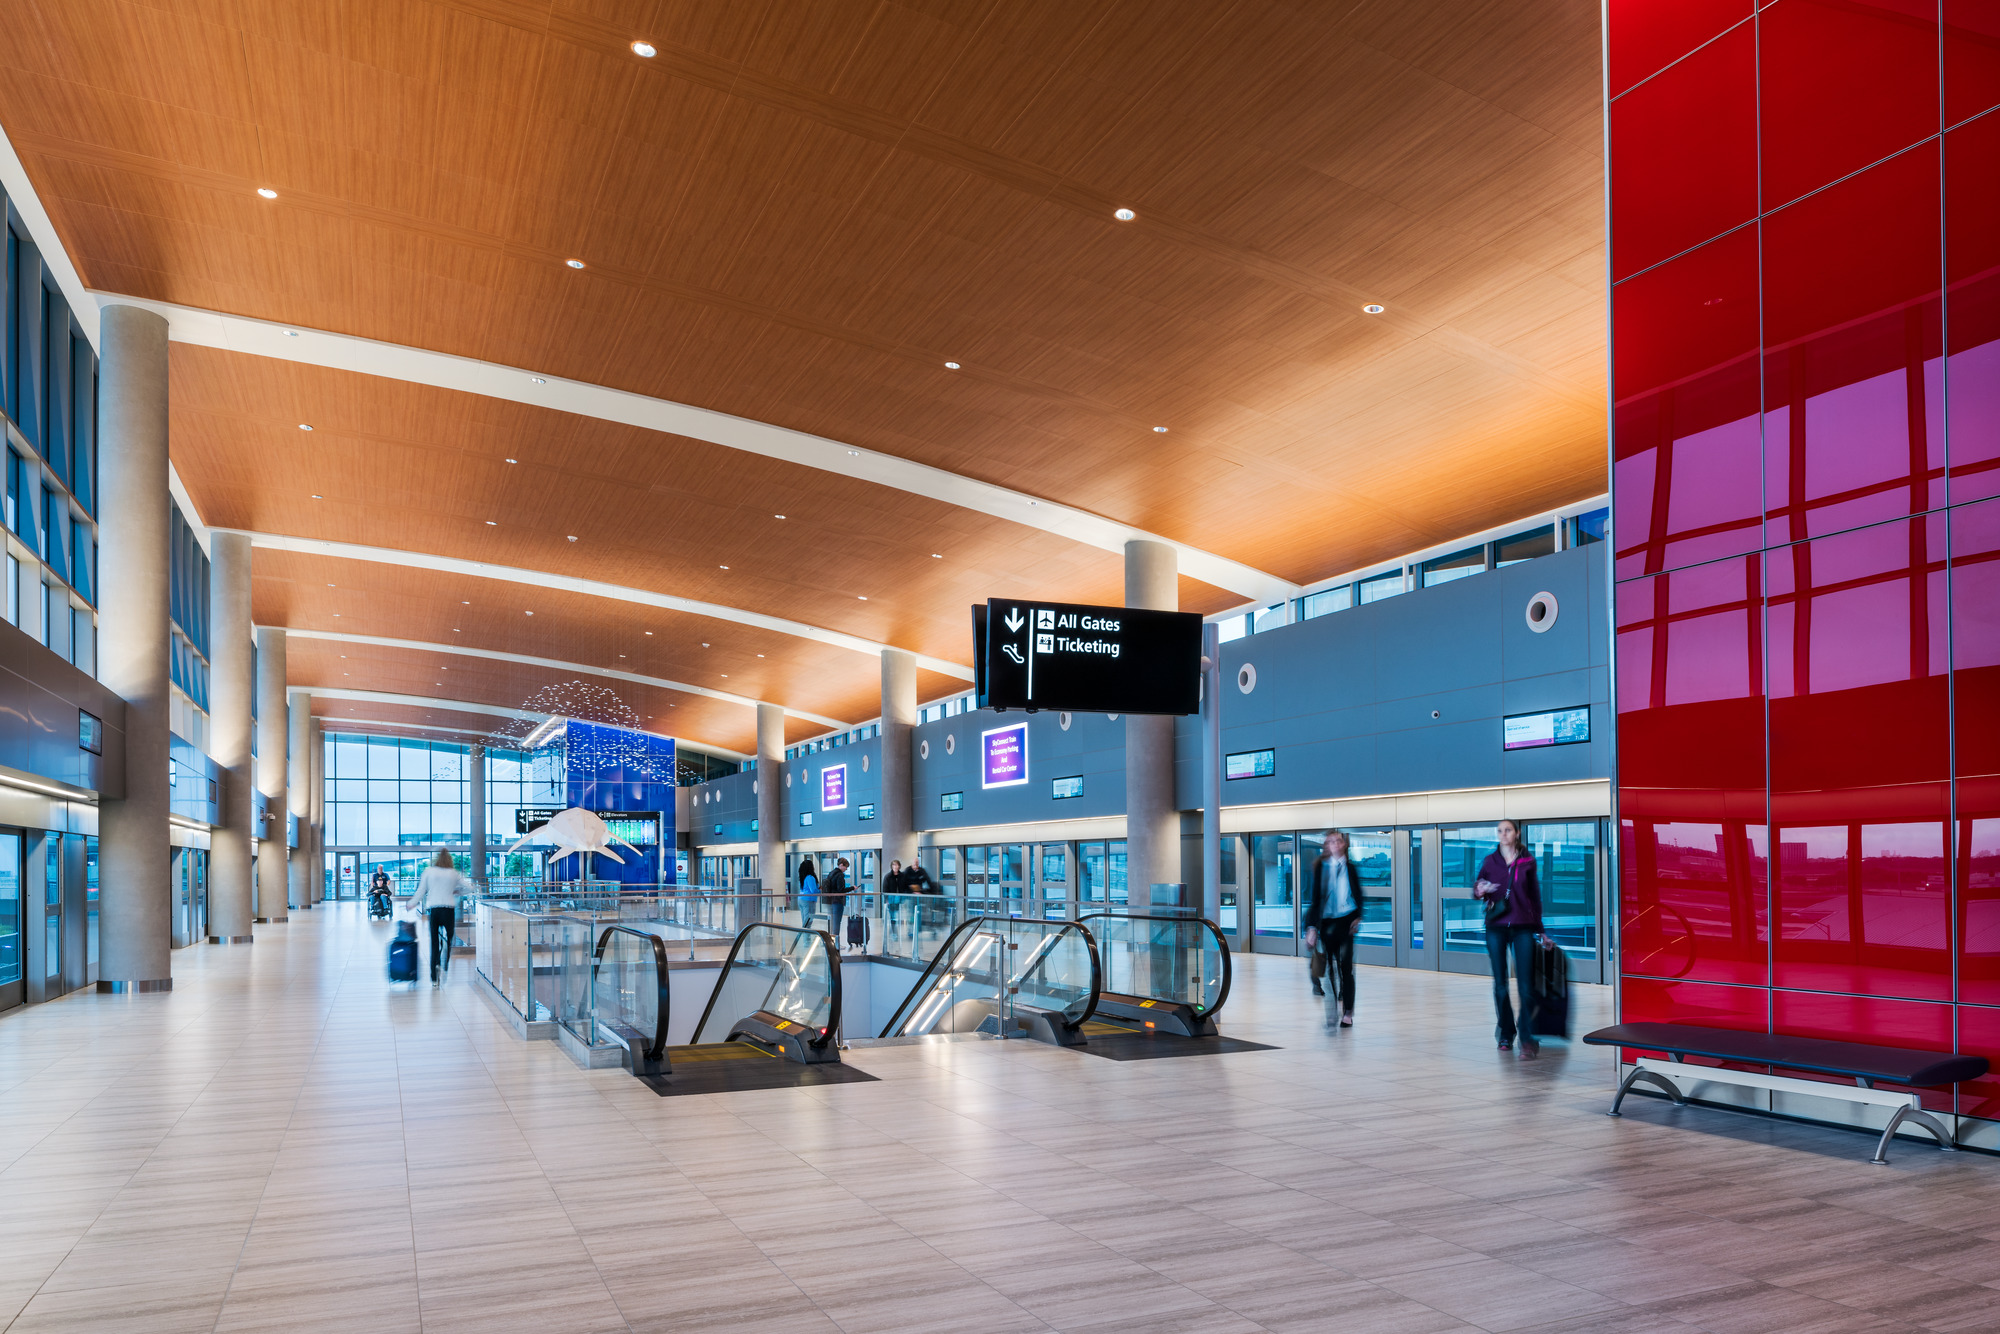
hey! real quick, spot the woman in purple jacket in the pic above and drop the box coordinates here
[1473,819,1542,1056]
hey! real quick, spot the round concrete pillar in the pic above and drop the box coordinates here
[1124,539,1179,897]
[287,692,312,911]
[257,627,289,908]
[208,532,256,938]
[878,650,917,876]
[755,703,785,893]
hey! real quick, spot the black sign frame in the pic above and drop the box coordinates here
[974,598,1202,715]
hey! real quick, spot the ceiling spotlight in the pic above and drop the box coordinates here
[327,583,336,588]
[944,361,960,370]
[298,423,313,431]
[566,259,585,269]
[618,654,626,659]
[567,535,578,542]
[257,188,278,199]
[283,330,299,337]
[1363,304,1385,314]
[774,514,786,520]
[1152,426,1168,433]
[505,458,517,464]
[847,449,859,457]
[719,565,729,570]
[461,601,470,605]
[857,595,868,601]
[485,520,497,525]
[1114,207,1136,221]
[452,628,460,632]
[932,553,942,558]
[644,631,653,635]
[631,40,656,57]
[720,674,728,678]
[702,642,709,647]
[525,610,534,616]
[530,376,546,385]
[311,494,323,499]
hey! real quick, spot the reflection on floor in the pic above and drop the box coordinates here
[3,904,1999,1333]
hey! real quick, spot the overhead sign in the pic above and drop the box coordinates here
[821,763,848,810]
[1503,706,1591,750]
[981,722,1029,789]
[516,808,662,843]
[974,598,1202,714]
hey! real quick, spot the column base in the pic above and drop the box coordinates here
[96,979,173,993]
[206,934,254,944]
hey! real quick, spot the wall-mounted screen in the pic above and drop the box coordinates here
[798,811,813,827]
[1052,775,1084,800]
[1225,748,1276,780]
[79,709,102,754]
[820,763,848,810]
[981,722,1029,789]
[1502,706,1590,750]
[858,803,876,821]
[941,791,964,812]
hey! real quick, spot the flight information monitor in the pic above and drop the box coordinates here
[974,598,1202,714]
[1502,706,1591,750]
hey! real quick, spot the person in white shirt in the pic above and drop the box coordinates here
[411,849,473,987]
[1302,830,1366,1027]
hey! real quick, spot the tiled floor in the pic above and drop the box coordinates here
[3,907,1999,1334]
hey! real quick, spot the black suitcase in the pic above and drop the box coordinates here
[1531,936,1570,1038]
[845,914,868,948]
[388,933,419,983]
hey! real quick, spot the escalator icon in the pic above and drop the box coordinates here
[1001,643,1024,664]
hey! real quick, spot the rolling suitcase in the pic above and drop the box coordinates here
[1531,935,1570,1038]
[845,914,869,949]
[389,920,419,983]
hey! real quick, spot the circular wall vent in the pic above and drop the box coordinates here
[1237,663,1258,694]
[920,739,930,760]
[944,733,956,754]
[861,753,870,772]
[1058,712,1073,731]
[1526,591,1559,633]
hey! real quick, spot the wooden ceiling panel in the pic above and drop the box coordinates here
[3,0,1609,720]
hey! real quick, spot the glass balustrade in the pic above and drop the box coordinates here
[1079,912,1230,1018]
[691,923,840,1049]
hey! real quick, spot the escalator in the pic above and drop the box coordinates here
[591,921,844,1081]
[877,916,1100,1046]
[1075,912,1231,1039]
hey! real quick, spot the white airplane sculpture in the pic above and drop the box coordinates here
[506,807,644,864]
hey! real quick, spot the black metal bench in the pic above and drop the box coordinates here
[1583,1022,1989,1164]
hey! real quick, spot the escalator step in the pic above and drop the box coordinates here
[663,1042,779,1063]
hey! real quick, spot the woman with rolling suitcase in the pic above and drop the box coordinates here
[411,849,473,987]
[1472,819,1542,1056]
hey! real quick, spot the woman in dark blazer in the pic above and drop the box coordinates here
[1303,830,1366,1027]
[1473,819,1543,1055]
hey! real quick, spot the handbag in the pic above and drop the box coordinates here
[1478,876,1509,921]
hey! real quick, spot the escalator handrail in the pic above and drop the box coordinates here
[1021,918,1101,1030]
[877,915,996,1038]
[591,925,671,1065]
[1076,911,1232,1018]
[692,920,842,1051]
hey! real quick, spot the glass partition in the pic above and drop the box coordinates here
[691,924,838,1046]
[1080,913,1229,1018]
[1440,826,1493,954]
[881,920,1008,1037]
[591,926,669,1064]
[879,892,959,964]
[1249,833,1295,947]
[879,916,1100,1039]
[1526,821,1599,962]
[1349,832,1395,949]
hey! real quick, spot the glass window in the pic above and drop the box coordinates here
[0,831,19,987]
[1250,834,1294,939]
[1525,821,1598,963]
[5,555,15,625]
[1216,615,1247,643]
[1566,507,1608,547]
[1493,525,1555,567]
[39,583,49,646]
[1251,603,1289,633]
[1420,545,1485,588]
[1300,586,1351,620]
[1356,570,1404,604]
[4,448,17,534]
[1409,831,1424,950]
[1440,826,1493,954]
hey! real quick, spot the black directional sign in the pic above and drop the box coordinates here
[974,598,1202,715]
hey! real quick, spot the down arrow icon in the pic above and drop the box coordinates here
[1004,608,1025,632]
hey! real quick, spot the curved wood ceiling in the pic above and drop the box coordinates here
[0,0,1606,751]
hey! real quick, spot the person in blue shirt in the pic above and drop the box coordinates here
[797,857,819,928]
[1303,830,1366,1028]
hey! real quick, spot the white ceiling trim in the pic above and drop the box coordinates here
[301,689,545,723]
[99,293,1299,604]
[278,627,848,729]
[311,712,751,761]
[224,528,973,681]
[0,126,98,349]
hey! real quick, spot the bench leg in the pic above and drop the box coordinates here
[1870,1105,1956,1165]
[1610,1065,1687,1117]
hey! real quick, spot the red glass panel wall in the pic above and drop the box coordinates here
[1610,1,2000,1134]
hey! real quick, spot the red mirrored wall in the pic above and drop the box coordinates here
[1609,0,2000,1129]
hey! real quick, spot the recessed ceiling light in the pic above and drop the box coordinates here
[857,595,868,600]
[257,188,278,199]
[1152,426,1168,433]
[618,654,626,658]
[1114,207,1136,221]
[774,514,786,519]
[720,674,728,678]
[452,628,460,632]
[525,610,534,616]
[505,458,517,464]
[944,361,960,369]
[644,631,653,635]
[485,520,497,525]
[283,330,299,337]
[311,494,323,499]
[566,259,585,269]
[462,601,470,605]
[327,583,336,588]
[332,613,340,617]
[702,642,709,647]
[932,553,942,558]
[719,565,729,570]
[1363,304,1385,314]
[298,423,313,431]
[530,376,546,385]
[631,40,656,57]
[846,449,859,457]
[757,653,764,658]
[567,535,578,542]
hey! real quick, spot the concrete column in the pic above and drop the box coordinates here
[756,703,785,891]
[208,532,257,938]
[287,691,311,913]
[310,721,325,903]
[257,627,290,909]
[1124,539,1179,899]
[95,304,174,991]
[879,649,917,877]
[468,743,487,886]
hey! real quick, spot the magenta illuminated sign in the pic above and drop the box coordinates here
[981,722,1029,789]
[820,763,847,811]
